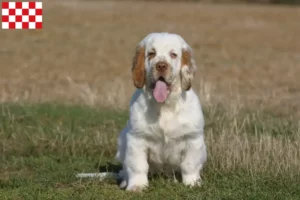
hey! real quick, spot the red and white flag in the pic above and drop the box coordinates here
[1,1,42,29]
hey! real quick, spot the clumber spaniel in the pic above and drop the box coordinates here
[115,32,207,191]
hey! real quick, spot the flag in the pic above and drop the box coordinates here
[2,1,42,29]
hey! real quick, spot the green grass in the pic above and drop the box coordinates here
[0,103,299,199]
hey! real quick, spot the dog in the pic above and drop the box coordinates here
[115,32,207,191]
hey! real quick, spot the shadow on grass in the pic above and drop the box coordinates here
[98,162,122,174]
[98,162,123,185]
[98,162,184,185]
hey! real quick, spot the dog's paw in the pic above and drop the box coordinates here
[125,173,148,192]
[125,184,147,192]
[182,174,202,187]
[183,180,202,188]
[119,180,127,189]
[185,179,202,187]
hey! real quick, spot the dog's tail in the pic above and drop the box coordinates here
[75,172,121,181]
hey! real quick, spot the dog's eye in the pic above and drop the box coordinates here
[170,52,177,59]
[148,51,156,58]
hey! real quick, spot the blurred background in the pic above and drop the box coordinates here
[1,0,300,116]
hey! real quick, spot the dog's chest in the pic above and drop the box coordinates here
[147,133,186,169]
[153,106,185,135]
[145,110,188,167]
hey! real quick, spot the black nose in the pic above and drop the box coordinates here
[156,62,168,72]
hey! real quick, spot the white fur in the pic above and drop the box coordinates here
[115,32,207,191]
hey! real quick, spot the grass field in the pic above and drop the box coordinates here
[1,0,300,199]
[0,104,299,199]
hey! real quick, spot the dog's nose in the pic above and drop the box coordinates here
[156,62,168,72]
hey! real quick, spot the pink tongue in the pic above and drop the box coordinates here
[153,80,168,103]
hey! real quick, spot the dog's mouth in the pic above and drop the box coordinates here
[151,76,171,103]
[150,77,170,88]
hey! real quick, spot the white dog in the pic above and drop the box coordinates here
[115,32,207,191]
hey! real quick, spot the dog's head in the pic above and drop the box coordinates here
[131,32,196,103]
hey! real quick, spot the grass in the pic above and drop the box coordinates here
[0,103,299,199]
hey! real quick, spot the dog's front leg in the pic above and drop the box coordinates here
[124,134,149,191]
[180,135,207,187]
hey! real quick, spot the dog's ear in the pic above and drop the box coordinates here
[132,45,146,89]
[181,45,196,91]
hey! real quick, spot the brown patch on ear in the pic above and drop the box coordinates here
[132,46,145,88]
[180,48,195,91]
[181,49,191,68]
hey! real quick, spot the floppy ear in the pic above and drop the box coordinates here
[131,45,146,89]
[181,46,196,91]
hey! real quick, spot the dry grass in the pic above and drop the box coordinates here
[204,106,300,176]
[1,0,300,115]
